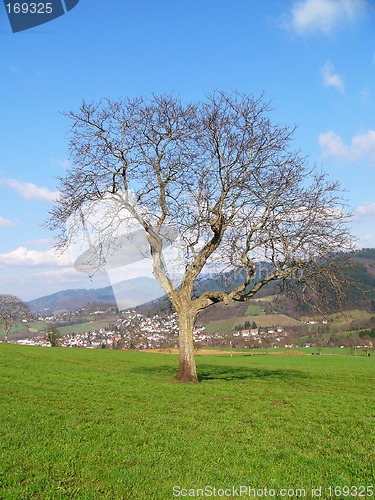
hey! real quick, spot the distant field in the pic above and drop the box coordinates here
[0,344,373,499]
[301,309,374,325]
[204,308,375,334]
[302,310,375,336]
[0,321,46,334]
[0,317,119,341]
[204,313,302,333]
[0,321,46,340]
[245,304,264,315]
[58,317,119,335]
[151,346,372,356]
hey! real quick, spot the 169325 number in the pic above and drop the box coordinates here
[6,3,53,14]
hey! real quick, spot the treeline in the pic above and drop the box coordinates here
[358,328,375,339]
[234,320,257,331]
[353,248,375,260]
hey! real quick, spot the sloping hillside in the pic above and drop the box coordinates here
[28,287,116,314]
[28,248,375,318]
[27,277,164,314]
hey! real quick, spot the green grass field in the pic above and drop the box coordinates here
[0,321,46,336]
[0,345,374,499]
[0,317,120,341]
[57,318,118,336]
[245,305,264,316]
[205,313,302,333]
[301,310,375,330]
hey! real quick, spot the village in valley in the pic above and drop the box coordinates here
[11,301,295,351]
[6,248,375,355]
[10,300,343,352]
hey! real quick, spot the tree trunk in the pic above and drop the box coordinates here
[176,309,198,383]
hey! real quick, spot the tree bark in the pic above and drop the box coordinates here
[176,309,198,383]
[2,323,9,343]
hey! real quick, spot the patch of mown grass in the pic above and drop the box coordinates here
[205,313,302,333]
[302,309,374,330]
[58,317,119,336]
[245,304,264,315]
[0,322,46,342]
[0,344,374,499]
[0,321,43,334]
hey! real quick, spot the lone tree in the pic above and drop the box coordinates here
[0,294,31,343]
[44,325,62,347]
[47,91,354,382]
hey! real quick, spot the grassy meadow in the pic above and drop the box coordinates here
[204,313,302,333]
[0,344,374,499]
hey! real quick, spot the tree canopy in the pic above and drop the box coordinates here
[48,91,354,381]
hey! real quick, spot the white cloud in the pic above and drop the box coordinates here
[360,86,370,104]
[355,202,375,219]
[321,61,345,93]
[0,246,72,267]
[319,130,375,163]
[286,0,367,35]
[29,267,94,284]
[0,215,16,227]
[51,158,71,169]
[23,238,55,247]
[352,203,375,248]
[351,130,375,162]
[362,234,375,242]
[0,178,60,202]
[0,267,111,301]
[319,131,349,160]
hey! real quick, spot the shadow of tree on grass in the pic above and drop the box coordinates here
[196,364,309,382]
[132,362,309,383]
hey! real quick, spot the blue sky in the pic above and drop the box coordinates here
[0,0,374,301]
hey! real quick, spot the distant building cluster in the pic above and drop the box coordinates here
[16,309,180,350]
[15,305,291,350]
[9,301,373,354]
[234,326,288,345]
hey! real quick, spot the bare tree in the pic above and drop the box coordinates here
[47,91,354,382]
[0,294,31,343]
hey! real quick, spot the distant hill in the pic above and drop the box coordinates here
[138,248,375,319]
[349,248,375,305]
[28,277,164,314]
[28,248,375,316]
[28,287,116,314]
